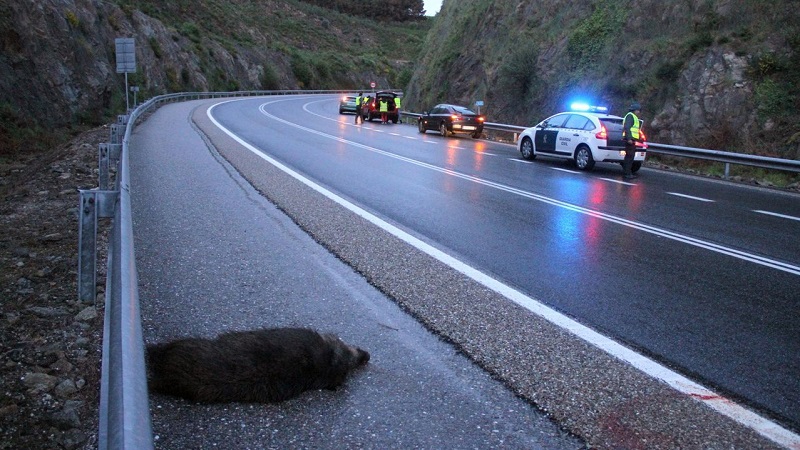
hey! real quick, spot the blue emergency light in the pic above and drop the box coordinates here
[570,102,608,113]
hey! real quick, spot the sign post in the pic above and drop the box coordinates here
[115,38,136,111]
[475,100,484,115]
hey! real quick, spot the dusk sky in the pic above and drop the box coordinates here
[424,0,442,16]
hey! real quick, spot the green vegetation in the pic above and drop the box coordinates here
[565,2,626,73]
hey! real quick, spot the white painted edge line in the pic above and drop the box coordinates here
[754,210,800,222]
[510,158,533,164]
[668,192,716,202]
[206,98,800,449]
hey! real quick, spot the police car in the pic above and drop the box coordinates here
[517,104,647,172]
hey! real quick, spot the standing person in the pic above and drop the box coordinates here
[394,95,401,121]
[354,92,363,125]
[622,102,642,180]
[379,97,389,124]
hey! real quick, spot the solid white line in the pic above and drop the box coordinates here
[510,159,533,164]
[668,192,715,202]
[206,98,800,449]
[754,210,800,222]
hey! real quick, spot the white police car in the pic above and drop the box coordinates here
[517,104,647,172]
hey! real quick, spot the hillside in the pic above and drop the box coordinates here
[404,0,800,161]
[0,0,430,157]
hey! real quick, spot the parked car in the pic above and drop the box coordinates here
[361,91,400,123]
[516,105,647,172]
[339,95,358,114]
[418,104,485,138]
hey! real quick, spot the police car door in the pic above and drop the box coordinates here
[534,113,568,154]
[558,114,592,156]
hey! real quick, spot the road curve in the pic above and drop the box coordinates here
[130,95,797,449]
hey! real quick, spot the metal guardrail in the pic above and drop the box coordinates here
[400,112,800,176]
[88,90,798,449]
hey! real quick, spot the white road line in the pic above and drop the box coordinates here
[206,98,800,449]
[600,177,635,185]
[552,167,580,174]
[510,159,533,164]
[668,192,715,202]
[754,210,800,222]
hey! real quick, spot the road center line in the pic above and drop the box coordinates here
[754,209,800,222]
[668,192,715,202]
[205,98,800,448]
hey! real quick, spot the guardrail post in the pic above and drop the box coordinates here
[78,189,118,303]
[98,143,122,190]
[110,124,125,145]
[724,163,730,179]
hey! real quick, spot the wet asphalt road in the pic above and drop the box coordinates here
[128,95,798,449]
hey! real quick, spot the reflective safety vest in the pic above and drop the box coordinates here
[379,99,389,112]
[623,112,641,140]
[394,97,401,108]
[356,96,362,106]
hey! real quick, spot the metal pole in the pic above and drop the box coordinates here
[125,73,129,112]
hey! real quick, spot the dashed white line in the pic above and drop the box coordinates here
[600,177,635,185]
[754,210,800,222]
[668,192,715,202]
[552,167,580,174]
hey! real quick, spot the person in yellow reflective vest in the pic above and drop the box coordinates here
[394,96,401,119]
[355,92,363,125]
[622,102,642,180]
[379,98,389,124]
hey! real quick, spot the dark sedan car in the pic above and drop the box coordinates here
[418,104,485,138]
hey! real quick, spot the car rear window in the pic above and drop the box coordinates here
[452,106,476,115]
[599,118,623,131]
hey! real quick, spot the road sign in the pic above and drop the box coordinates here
[115,38,136,74]
[475,101,484,106]
[370,82,376,88]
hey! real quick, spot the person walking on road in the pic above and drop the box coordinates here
[355,92,363,125]
[622,102,643,180]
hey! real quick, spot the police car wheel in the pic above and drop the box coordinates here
[418,121,426,133]
[632,161,642,173]
[439,122,449,137]
[520,137,535,160]
[574,145,595,170]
